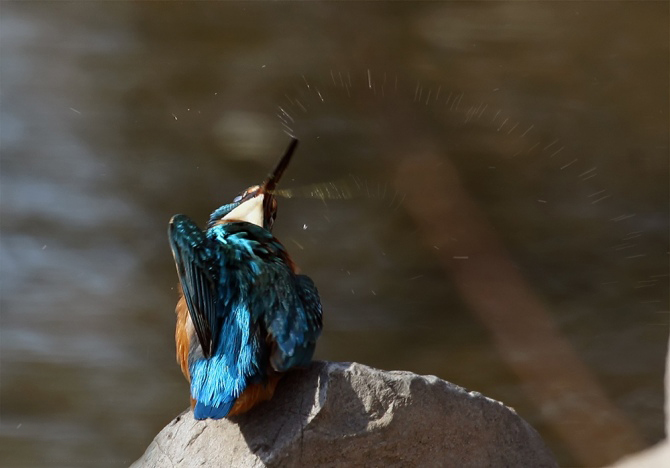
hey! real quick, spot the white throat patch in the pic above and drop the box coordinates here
[222,195,264,228]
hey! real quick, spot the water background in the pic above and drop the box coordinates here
[1,2,668,466]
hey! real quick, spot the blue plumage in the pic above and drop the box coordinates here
[169,215,322,420]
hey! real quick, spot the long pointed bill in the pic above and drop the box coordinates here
[262,138,299,221]
[263,138,299,193]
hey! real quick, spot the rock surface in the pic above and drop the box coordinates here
[132,361,557,467]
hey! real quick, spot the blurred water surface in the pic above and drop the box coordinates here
[1,2,668,467]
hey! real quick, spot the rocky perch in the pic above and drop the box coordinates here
[132,361,557,467]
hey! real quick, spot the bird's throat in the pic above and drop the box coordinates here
[221,195,265,228]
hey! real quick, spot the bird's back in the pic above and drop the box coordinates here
[171,218,322,419]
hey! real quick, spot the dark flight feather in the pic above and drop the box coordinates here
[169,214,220,358]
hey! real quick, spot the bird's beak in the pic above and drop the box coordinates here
[262,138,298,221]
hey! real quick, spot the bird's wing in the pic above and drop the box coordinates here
[248,248,323,371]
[222,222,323,370]
[168,214,220,358]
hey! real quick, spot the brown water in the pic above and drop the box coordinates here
[1,2,668,467]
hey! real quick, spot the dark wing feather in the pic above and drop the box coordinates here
[222,222,323,371]
[295,274,323,341]
[253,264,323,372]
[168,214,220,358]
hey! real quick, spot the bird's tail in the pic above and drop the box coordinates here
[193,398,236,420]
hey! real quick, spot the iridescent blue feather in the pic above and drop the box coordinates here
[169,216,322,419]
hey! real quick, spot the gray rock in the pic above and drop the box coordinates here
[132,361,557,467]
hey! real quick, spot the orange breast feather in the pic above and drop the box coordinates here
[175,292,191,381]
[228,375,281,416]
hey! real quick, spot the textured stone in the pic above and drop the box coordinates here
[132,361,557,467]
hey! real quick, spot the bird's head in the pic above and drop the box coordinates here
[207,138,298,231]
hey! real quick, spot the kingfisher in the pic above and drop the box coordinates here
[168,138,323,420]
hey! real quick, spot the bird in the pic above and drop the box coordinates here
[168,138,323,420]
